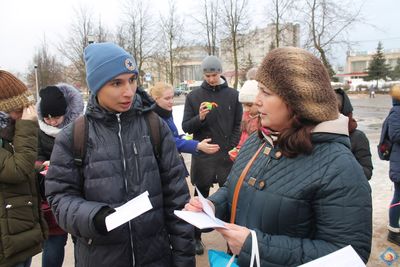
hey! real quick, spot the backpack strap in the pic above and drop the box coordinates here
[144,111,161,162]
[71,112,161,169]
[72,115,88,168]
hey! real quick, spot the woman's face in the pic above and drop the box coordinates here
[255,82,292,131]
[155,88,174,111]
[44,115,65,127]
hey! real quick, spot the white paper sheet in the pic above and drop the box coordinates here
[105,191,153,232]
[174,210,226,229]
[173,187,227,229]
[298,245,366,267]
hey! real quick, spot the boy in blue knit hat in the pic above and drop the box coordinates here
[45,42,195,267]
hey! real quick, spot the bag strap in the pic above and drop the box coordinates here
[249,230,260,267]
[72,115,88,168]
[144,111,161,162]
[230,143,266,223]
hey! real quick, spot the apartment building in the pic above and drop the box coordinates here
[219,23,300,75]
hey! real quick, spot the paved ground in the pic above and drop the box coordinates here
[32,93,399,266]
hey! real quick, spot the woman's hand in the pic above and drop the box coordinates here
[216,223,251,255]
[183,197,215,213]
[197,138,220,154]
[21,105,37,121]
[42,161,50,167]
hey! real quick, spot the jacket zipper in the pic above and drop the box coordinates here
[116,114,135,266]
[133,142,140,185]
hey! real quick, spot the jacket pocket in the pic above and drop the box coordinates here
[4,195,35,234]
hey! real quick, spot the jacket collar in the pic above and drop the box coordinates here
[311,114,351,148]
[201,76,229,92]
[312,114,349,136]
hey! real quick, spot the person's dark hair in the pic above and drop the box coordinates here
[277,116,316,158]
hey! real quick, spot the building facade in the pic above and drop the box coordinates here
[345,49,400,73]
[219,23,300,76]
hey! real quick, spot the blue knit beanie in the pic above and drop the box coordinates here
[84,42,138,95]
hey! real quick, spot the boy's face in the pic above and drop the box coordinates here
[97,73,137,113]
[203,72,221,86]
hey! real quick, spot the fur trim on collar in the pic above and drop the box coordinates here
[38,119,62,137]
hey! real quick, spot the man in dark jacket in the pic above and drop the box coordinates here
[45,43,195,267]
[182,55,242,254]
[0,70,48,267]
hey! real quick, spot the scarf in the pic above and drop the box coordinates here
[260,127,279,147]
[153,104,172,119]
[0,112,10,129]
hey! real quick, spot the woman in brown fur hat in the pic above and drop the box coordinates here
[184,47,372,266]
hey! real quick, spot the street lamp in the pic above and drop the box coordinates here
[88,35,95,45]
[34,65,39,100]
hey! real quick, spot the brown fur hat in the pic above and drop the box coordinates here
[256,47,338,123]
[390,84,400,101]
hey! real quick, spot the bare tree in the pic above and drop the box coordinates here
[58,6,95,90]
[96,16,110,43]
[118,0,156,86]
[266,0,297,48]
[195,0,220,55]
[27,38,65,95]
[159,0,185,85]
[220,0,250,89]
[301,0,363,77]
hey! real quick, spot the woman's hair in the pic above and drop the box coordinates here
[277,116,316,158]
[148,82,173,99]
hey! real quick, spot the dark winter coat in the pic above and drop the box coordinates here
[335,88,373,180]
[182,77,242,188]
[208,115,372,266]
[350,129,373,180]
[37,83,84,235]
[45,90,195,267]
[388,99,400,182]
[0,120,48,267]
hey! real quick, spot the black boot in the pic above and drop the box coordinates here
[195,238,204,255]
[388,226,400,246]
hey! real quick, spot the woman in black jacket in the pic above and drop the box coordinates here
[36,84,84,267]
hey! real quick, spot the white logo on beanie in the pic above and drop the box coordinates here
[125,58,135,71]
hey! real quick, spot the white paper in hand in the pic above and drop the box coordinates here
[105,191,153,232]
[174,187,227,229]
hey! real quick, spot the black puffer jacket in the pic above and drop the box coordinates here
[182,77,242,187]
[209,115,372,266]
[45,90,195,267]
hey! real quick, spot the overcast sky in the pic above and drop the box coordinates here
[0,0,399,75]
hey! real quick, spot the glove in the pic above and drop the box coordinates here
[93,206,115,235]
